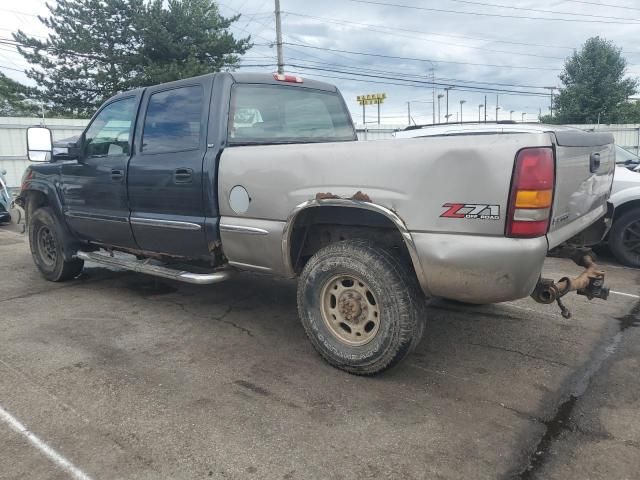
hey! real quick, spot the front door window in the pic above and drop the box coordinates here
[84,97,137,158]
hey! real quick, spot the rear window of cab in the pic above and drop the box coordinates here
[228,84,355,144]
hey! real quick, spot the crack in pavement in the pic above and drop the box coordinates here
[0,273,128,305]
[514,299,640,480]
[466,341,572,368]
[158,294,258,338]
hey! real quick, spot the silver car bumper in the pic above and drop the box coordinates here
[412,232,548,304]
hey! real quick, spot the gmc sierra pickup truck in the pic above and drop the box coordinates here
[18,72,615,374]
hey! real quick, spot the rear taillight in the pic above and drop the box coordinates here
[506,147,555,238]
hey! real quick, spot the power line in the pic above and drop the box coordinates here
[0,8,40,18]
[347,0,640,24]
[442,0,640,22]
[283,42,562,71]
[286,63,550,96]
[560,0,640,11]
[0,64,24,73]
[285,68,549,97]
[283,12,576,50]
[285,57,552,89]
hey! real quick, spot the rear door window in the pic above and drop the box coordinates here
[229,84,355,144]
[142,85,203,154]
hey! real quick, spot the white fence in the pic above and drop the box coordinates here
[2,118,640,188]
[0,117,89,188]
[566,124,640,155]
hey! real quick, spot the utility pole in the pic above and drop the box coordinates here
[544,87,555,118]
[407,102,411,126]
[431,67,436,124]
[445,87,454,123]
[459,100,466,123]
[437,94,444,124]
[522,112,526,122]
[510,110,514,121]
[495,94,500,121]
[274,0,284,74]
[478,104,483,122]
[484,95,487,123]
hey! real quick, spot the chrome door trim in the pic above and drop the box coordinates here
[65,211,128,223]
[219,224,269,235]
[130,217,202,231]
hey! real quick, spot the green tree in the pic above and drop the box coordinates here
[552,37,637,124]
[14,0,145,116]
[140,0,251,85]
[14,0,251,116]
[0,72,39,116]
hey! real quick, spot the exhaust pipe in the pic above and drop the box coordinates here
[531,254,609,318]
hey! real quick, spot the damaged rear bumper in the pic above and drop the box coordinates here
[411,232,548,304]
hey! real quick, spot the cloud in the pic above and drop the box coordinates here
[3,0,639,124]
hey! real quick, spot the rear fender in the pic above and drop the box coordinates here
[282,198,430,294]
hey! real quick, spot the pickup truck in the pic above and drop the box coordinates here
[17,72,615,375]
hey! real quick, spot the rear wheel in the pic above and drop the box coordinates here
[297,239,426,375]
[29,207,84,281]
[609,208,640,268]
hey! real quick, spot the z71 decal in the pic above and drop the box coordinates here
[441,203,500,220]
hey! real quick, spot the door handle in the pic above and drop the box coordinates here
[111,169,124,181]
[590,152,601,173]
[173,168,193,183]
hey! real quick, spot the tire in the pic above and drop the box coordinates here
[297,239,427,375]
[609,208,640,268]
[28,207,84,281]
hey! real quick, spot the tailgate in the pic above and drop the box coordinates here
[547,130,615,248]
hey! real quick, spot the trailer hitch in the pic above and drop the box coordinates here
[530,254,609,319]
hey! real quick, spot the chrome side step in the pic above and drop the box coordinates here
[76,251,233,285]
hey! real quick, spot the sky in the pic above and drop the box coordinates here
[2,0,640,125]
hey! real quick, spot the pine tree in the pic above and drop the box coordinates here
[140,0,251,85]
[14,0,145,116]
[0,72,39,116]
[13,0,251,116]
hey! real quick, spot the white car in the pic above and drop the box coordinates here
[395,122,640,267]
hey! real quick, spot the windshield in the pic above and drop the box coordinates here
[228,84,356,144]
[615,145,640,167]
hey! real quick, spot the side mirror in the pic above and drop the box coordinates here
[26,127,53,162]
[53,142,81,161]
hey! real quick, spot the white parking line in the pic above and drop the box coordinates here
[0,404,93,480]
[610,290,640,299]
[0,229,24,238]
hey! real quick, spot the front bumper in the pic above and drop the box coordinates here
[411,232,548,304]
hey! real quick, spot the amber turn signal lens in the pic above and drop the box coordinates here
[515,189,553,209]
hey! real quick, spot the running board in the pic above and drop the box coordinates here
[76,251,233,285]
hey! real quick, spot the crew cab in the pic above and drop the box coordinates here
[17,73,615,374]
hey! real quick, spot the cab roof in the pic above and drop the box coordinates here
[228,72,338,92]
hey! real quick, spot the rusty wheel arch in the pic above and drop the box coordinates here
[282,198,430,294]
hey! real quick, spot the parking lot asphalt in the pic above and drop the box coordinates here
[0,226,639,480]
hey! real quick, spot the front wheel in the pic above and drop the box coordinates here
[297,239,427,375]
[609,208,640,268]
[28,207,84,281]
